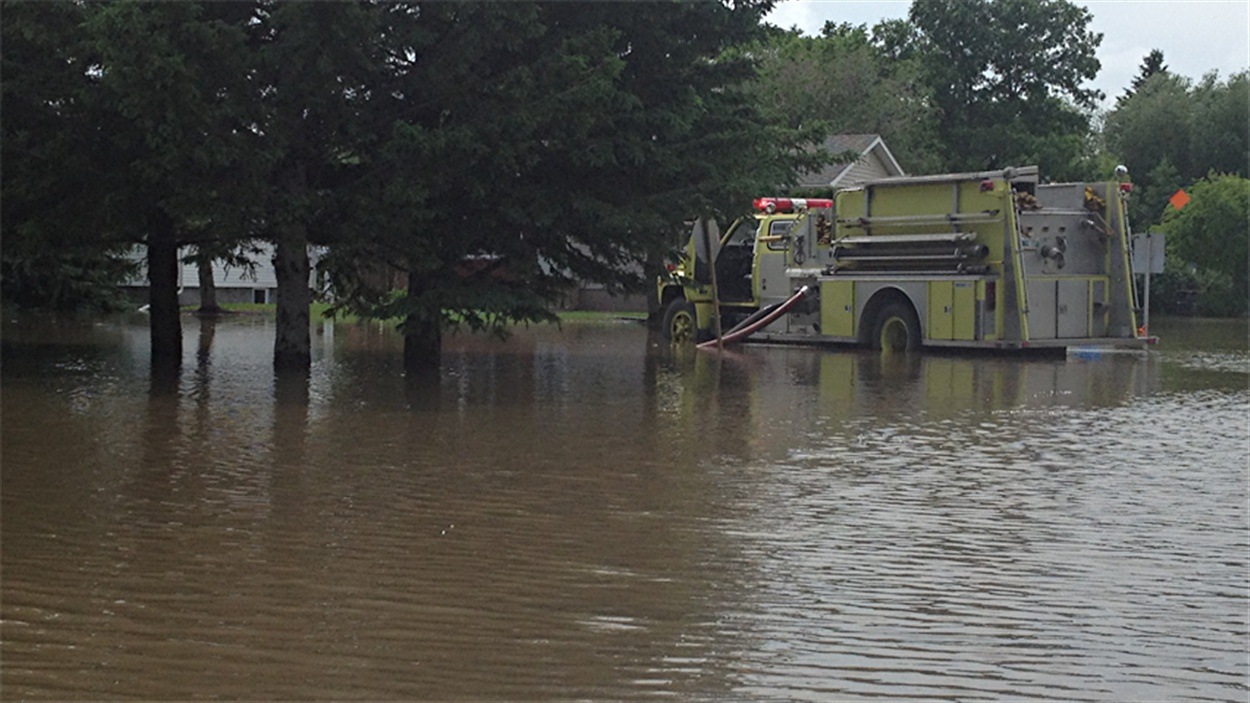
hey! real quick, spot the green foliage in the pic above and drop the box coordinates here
[1158,173,1249,316]
[81,2,254,231]
[320,1,814,345]
[1119,49,1167,105]
[1105,73,1192,226]
[747,23,943,174]
[753,0,1114,180]
[2,1,258,324]
[1187,73,1250,183]
[903,0,1103,177]
[6,1,815,362]
[1149,258,1242,318]
[1105,70,1249,227]
[1,249,137,313]
[1131,159,1185,230]
[1,2,121,306]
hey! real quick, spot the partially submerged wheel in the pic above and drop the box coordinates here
[871,301,921,352]
[661,298,701,343]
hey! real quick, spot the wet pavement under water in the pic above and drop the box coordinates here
[2,313,1247,701]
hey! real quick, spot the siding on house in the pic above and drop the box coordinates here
[796,133,905,191]
[840,149,894,187]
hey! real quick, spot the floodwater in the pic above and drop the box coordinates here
[2,313,1246,701]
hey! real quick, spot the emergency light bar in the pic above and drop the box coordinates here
[753,197,834,214]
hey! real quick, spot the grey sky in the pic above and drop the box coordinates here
[764,0,1250,107]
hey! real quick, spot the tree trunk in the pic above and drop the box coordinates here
[273,225,311,370]
[644,250,663,329]
[195,251,223,314]
[402,270,441,372]
[273,163,311,371]
[403,312,442,371]
[147,212,182,371]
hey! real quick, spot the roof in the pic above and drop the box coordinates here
[797,133,905,190]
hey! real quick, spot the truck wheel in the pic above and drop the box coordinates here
[871,301,921,351]
[662,298,701,343]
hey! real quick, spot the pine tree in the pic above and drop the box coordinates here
[1119,49,1168,105]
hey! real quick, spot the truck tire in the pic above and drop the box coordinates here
[870,301,921,351]
[661,298,705,344]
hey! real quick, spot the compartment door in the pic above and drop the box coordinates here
[952,281,977,341]
[1057,279,1091,338]
[928,281,954,340]
[1026,280,1057,339]
[819,280,855,338]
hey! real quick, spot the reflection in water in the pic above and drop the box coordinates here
[1,314,1245,701]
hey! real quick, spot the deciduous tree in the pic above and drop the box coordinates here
[904,0,1103,178]
[1105,70,1248,226]
[747,23,942,174]
[1160,173,1249,315]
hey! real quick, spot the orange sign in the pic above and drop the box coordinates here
[1169,188,1191,210]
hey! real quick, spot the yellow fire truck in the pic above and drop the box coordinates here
[656,166,1151,351]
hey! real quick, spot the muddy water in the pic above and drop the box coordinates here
[2,314,1246,701]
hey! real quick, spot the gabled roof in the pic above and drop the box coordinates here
[797,133,905,190]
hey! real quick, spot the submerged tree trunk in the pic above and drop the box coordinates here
[402,269,441,372]
[147,211,182,370]
[195,251,223,313]
[644,250,663,329]
[273,163,311,371]
[402,312,442,372]
[273,225,311,370]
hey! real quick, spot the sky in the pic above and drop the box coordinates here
[764,0,1250,107]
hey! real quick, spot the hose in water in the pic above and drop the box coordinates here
[697,286,812,351]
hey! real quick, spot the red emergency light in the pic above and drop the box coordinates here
[753,197,834,214]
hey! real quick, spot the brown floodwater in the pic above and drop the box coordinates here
[2,313,1246,701]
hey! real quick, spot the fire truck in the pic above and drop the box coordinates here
[656,166,1151,351]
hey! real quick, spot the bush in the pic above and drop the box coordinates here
[1160,173,1249,317]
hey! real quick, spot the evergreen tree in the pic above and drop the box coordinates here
[1131,50,1168,92]
[1117,49,1168,106]
[319,2,817,370]
[4,2,818,374]
[2,2,254,366]
[0,2,133,312]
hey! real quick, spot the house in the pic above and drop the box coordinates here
[796,133,905,191]
[120,242,322,307]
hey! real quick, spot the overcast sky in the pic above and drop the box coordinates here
[764,0,1250,107]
